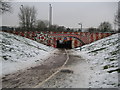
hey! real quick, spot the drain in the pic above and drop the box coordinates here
[60,69,73,73]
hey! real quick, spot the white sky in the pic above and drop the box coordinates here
[1,0,118,28]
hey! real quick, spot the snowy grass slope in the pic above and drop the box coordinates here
[74,33,119,88]
[0,32,55,76]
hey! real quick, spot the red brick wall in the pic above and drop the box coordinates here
[3,31,113,48]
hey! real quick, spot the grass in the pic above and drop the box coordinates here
[107,68,120,73]
[2,56,8,60]
[88,47,106,53]
[105,58,117,61]
[103,65,109,69]
[103,64,117,70]
[109,58,116,61]
[110,50,119,55]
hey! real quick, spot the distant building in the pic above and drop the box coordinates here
[0,26,14,31]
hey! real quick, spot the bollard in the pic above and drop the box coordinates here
[80,46,81,51]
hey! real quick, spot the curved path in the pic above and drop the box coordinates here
[33,49,69,88]
[2,49,68,88]
[37,50,93,88]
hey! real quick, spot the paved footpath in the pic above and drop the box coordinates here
[2,49,67,88]
[38,50,94,88]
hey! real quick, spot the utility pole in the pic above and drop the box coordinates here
[49,4,52,29]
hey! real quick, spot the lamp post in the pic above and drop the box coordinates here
[20,5,24,11]
[78,23,82,51]
[78,23,82,32]
[21,5,23,8]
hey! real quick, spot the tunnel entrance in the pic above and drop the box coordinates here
[57,40,72,49]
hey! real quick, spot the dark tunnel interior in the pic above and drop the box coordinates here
[56,40,72,49]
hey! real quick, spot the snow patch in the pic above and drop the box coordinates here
[73,33,119,88]
[0,32,56,77]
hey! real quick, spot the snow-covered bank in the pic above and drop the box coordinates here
[0,32,56,76]
[73,33,119,88]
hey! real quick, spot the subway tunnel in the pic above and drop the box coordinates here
[56,40,72,49]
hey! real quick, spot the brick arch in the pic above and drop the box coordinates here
[63,36,85,45]
[48,34,89,45]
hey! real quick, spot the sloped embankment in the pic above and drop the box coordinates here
[75,33,119,88]
[0,32,55,76]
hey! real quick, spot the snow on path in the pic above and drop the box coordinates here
[0,32,119,88]
[0,32,56,77]
[39,51,94,88]
[40,33,119,88]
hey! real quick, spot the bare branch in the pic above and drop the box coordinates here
[0,0,12,14]
[18,5,37,30]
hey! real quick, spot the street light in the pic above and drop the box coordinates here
[78,23,82,51]
[20,5,24,10]
[78,23,82,32]
[21,5,23,8]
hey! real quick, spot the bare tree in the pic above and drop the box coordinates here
[0,0,12,14]
[114,2,120,32]
[36,20,46,30]
[18,5,37,30]
[87,27,99,32]
[98,22,112,32]
[35,20,49,31]
[36,20,49,27]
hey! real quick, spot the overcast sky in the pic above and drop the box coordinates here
[1,1,118,29]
